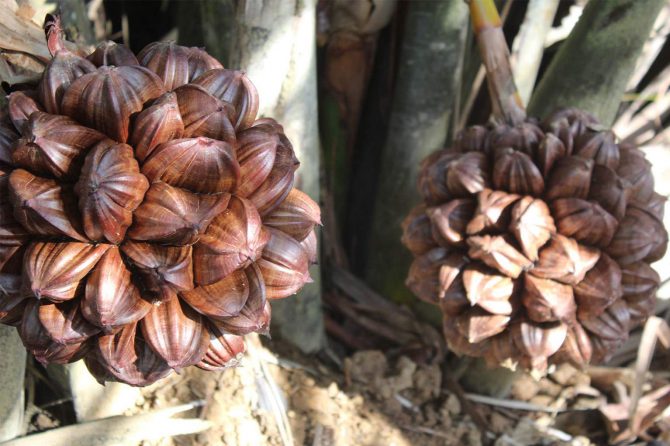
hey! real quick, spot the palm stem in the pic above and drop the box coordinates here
[468,0,525,125]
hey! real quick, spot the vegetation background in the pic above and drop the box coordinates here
[0,0,669,444]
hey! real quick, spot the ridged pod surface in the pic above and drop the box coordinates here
[403,109,667,371]
[0,16,320,386]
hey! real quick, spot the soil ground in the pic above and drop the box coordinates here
[128,337,644,446]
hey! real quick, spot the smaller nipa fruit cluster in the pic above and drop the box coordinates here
[402,108,667,371]
[0,15,320,386]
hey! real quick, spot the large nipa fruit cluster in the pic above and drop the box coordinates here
[403,108,668,371]
[0,16,320,386]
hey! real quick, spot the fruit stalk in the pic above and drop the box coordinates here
[468,0,526,125]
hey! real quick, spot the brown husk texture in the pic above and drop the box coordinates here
[0,16,320,386]
[403,109,667,371]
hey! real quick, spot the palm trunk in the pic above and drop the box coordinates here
[0,327,25,441]
[364,0,469,306]
[229,0,325,353]
[57,0,95,45]
[528,0,665,125]
[177,0,236,66]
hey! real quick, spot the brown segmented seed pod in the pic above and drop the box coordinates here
[128,182,230,245]
[579,299,630,341]
[193,68,260,130]
[443,317,490,357]
[247,143,300,216]
[489,122,543,155]
[467,188,520,235]
[264,189,321,242]
[404,106,667,371]
[174,84,236,143]
[574,129,619,169]
[211,264,270,336]
[235,124,280,197]
[141,137,239,194]
[75,141,149,244]
[544,156,593,200]
[531,234,600,285]
[140,290,210,370]
[87,40,139,67]
[137,41,223,91]
[197,327,245,371]
[536,133,567,175]
[542,108,598,153]
[82,247,151,332]
[20,299,92,364]
[445,152,489,196]
[406,247,450,304]
[12,112,105,180]
[257,228,311,299]
[193,196,269,285]
[508,196,555,261]
[300,229,319,265]
[554,324,593,367]
[617,144,654,202]
[607,205,668,264]
[122,242,194,294]
[129,92,184,162]
[438,254,469,309]
[522,274,575,323]
[9,169,87,241]
[493,148,544,196]
[418,150,460,205]
[454,125,488,153]
[38,15,97,114]
[61,65,165,143]
[467,235,532,279]
[573,254,623,318]
[644,192,666,221]
[23,242,109,302]
[181,268,251,319]
[462,264,515,315]
[93,322,170,387]
[550,198,618,248]
[0,13,310,386]
[512,321,567,371]
[427,199,475,247]
[37,299,100,344]
[401,205,437,256]
[588,165,631,221]
[456,308,510,344]
[7,91,43,132]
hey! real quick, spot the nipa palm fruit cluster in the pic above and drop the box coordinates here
[0,16,320,386]
[402,108,667,371]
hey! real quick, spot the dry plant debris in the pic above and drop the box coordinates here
[122,337,669,446]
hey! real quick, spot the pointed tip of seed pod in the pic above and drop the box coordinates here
[97,316,117,332]
[44,14,66,56]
